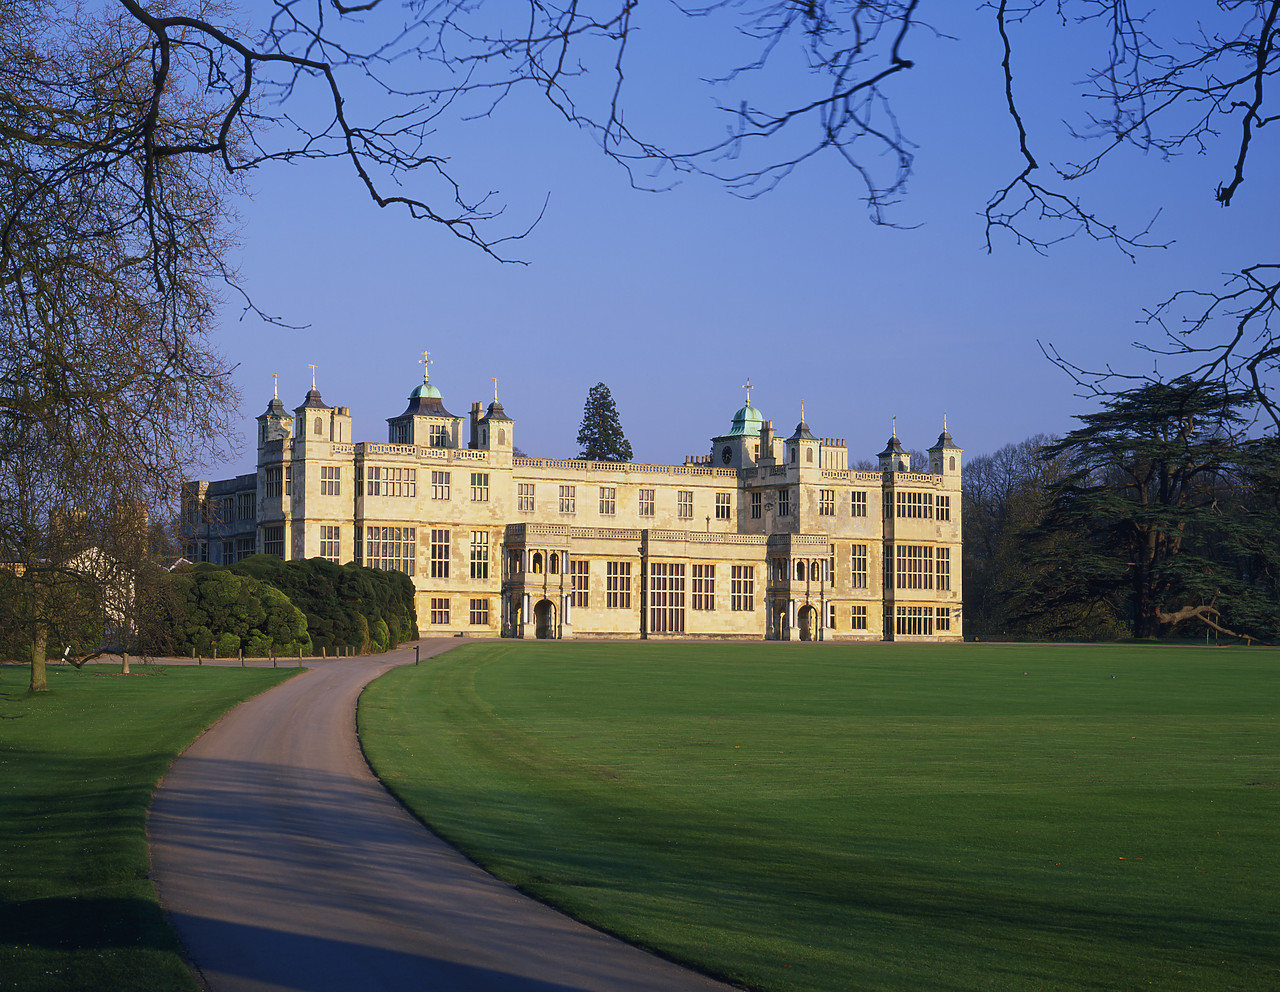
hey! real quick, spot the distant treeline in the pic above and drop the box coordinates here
[143,557,419,657]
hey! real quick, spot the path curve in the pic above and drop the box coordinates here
[148,642,737,992]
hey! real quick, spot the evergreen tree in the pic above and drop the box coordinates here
[1010,378,1273,641]
[576,383,633,461]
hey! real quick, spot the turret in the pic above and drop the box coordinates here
[710,379,765,468]
[927,416,963,490]
[256,374,293,452]
[786,404,820,475]
[877,419,910,473]
[385,354,462,447]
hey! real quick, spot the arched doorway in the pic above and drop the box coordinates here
[798,604,817,642]
[534,599,555,639]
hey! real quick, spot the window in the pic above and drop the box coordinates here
[606,561,632,608]
[599,487,616,515]
[895,491,934,519]
[265,466,284,499]
[314,416,323,436]
[571,559,589,607]
[936,547,951,591]
[638,489,655,517]
[777,488,791,517]
[677,490,693,519]
[936,607,951,632]
[648,563,686,633]
[772,557,787,582]
[431,598,450,624]
[264,525,284,559]
[559,485,576,513]
[850,544,868,589]
[851,490,867,517]
[731,565,754,611]
[851,605,868,630]
[715,493,731,520]
[518,483,535,511]
[320,465,341,495]
[221,540,234,564]
[829,544,837,585]
[471,472,490,502]
[895,545,934,590]
[365,526,416,574]
[237,492,255,520]
[692,564,715,610]
[319,525,340,562]
[751,491,762,519]
[432,470,451,500]
[896,605,934,636]
[431,529,450,578]
[470,531,489,579]
[428,424,448,447]
[937,495,951,521]
[819,489,835,516]
[828,603,836,629]
[470,598,490,625]
[366,466,416,497]
[235,536,255,561]
[285,465,292,496]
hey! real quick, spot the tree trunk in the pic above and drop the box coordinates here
[29,626,47,693]
[121,650,130,675]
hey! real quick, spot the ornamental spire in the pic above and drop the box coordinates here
[272,372,278,400]
[308,363,316,390]
[742,377,752,407]
[420,350,432,384]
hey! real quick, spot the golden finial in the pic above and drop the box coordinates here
[892,415,897,439]
[742,377,752,406]
[272,373,278,400]
[492,377,499,403]
[944,410,948,432]
[308,364,316,390]
[801,400,806,424]
[420,350,432,384]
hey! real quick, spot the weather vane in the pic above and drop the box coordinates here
[892,415,897,438]
[308,363,316,390]
[420,350,432,384]
[742,377,752,406]
[272,372,278,400]
[492,376,499,403]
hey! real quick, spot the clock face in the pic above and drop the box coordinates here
[721,445,733,465]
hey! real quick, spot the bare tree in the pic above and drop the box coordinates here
[0,1,239,689]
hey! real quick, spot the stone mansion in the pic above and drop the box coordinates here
[182,366,963,641]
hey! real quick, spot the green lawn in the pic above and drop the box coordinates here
[359,642,1280,992]
[0,663,298,992]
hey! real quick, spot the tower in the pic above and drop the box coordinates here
[928,416,963,489]
[710,379,765,469]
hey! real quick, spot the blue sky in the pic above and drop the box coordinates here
[210,4,1276,478]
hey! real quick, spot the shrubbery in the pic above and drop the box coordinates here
[228,557,418,654]
[145,566,312,657]
[142,557,419,657]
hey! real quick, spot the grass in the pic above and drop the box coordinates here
[0,662,298,992]
[359,641,1280,992]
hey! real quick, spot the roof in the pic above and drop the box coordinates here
[723,403,764,437]
[394,381,455,419]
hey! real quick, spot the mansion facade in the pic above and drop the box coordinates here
[183,368,963,641]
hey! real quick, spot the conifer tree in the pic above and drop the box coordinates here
[576,383,633,462]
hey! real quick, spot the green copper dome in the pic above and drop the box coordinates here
[725,403,765,437]
[409,382,442,401]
